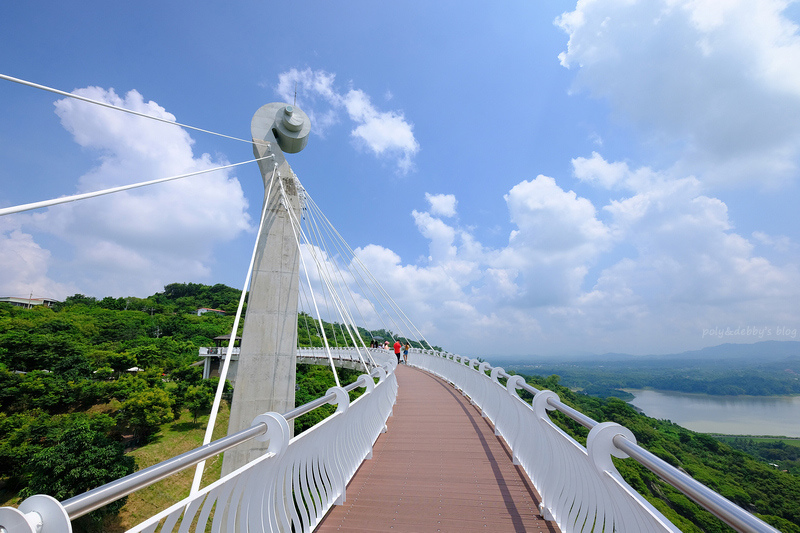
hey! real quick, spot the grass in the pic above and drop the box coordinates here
[99,402,230,532]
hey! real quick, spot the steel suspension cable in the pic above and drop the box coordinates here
[302,197,391,350]
[318,201,431,350]
[299,201,374,369]
[298,286,317,348]
[302,196,396,337]
[300,204,366,357]
[281,184,372,375]
[0,73,260,146]
[188,161,279,496]
[300,198,376,367]
[276,176,341,387]
[304,194,423,347]
[0,156,275,217]
[280,179,372,374]
[302,197,405,354]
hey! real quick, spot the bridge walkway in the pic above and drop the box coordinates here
[317,364,559,533]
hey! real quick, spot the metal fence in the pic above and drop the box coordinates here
[409,350,779,533]
[0,356,398,533]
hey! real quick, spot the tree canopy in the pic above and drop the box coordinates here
[0,282,417,522]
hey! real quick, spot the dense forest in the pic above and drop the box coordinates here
[717,437,800,477]
[511,373,800,532]
[2,283,799,531]
[0,283,424,529]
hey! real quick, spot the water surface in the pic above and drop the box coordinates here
[625,389,800,437]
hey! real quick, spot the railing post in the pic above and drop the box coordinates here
[505,375,527,465]
[0,494,70,533]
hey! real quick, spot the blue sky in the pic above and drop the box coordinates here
[2,1,800,357]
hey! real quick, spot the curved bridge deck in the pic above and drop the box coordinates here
[317,364,559,532]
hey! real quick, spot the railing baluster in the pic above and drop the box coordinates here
[0,353,398,533]
[407,349,780,533]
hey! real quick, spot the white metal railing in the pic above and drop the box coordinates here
[199,346,381,359]
[0,359,398,533]
[408,350,780,533]
[199,347,242,356]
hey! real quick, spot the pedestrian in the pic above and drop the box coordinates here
[393,339,402,363]
[403,342,410,364]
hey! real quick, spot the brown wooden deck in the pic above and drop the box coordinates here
[316,364,559,532]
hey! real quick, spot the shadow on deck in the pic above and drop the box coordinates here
[317,364,560,532]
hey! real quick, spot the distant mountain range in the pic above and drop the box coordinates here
[494,340,800,365]
[492,340,800,397]
[608,341,800,361]
[601,340,800,362]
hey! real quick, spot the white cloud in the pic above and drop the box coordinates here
[425,192,457,218]
[343,89,419,173]
[283,2,800,356]
[582,153,799,350]
[342,181,612,353]
[503,175,609,259]
[275,68,419,174]
[496,175,611,306]
[0,217,77,299]
[412,210,457,263]
[752,230,795,253]
[557,0,800,186]
[7,87,252,298]
[572,151,628,189]
[276,68,341,134]
[346,157,800,356]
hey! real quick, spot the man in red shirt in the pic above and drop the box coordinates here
[393,340,402,364]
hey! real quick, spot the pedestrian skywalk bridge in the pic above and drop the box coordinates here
[0,348,779,532]
[0,75,782,533]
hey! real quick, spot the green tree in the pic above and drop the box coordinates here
[117,389,173,441]
[106,352,137,374]
[62,294,98,307]
[185,385,213,423]
[20,416,135,524]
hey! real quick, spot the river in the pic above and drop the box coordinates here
[625,389,800,437]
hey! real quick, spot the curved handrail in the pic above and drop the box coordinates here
[409,349,780,533]
[60,369,377,520]
[0,355,398,532]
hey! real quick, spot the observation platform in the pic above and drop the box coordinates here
[317,363,559,533]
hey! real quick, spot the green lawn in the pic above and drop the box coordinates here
[100,403,230,532]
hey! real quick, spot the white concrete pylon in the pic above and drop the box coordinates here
[221,103,311,476]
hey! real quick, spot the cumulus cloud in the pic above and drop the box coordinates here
[276,68,419,173]
[344,155,800,356]
[494,176,611,307]
[5,87,252,298]
[320,1,800,356]
[572,152,629,189]
[412,210,458,263]
[577,153,800,349]
[557,0,800,186]
[425,193,457,218]
[752,230,795,253]
[341,179,613,353]
[0,217,77,299]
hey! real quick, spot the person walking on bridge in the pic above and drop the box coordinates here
[393,339,402,363]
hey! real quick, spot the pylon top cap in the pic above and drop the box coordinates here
[251,103,311,154]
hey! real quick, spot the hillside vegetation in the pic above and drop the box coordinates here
[513,373,800,532]
[2,283,798,531]
[0,283,409,529]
